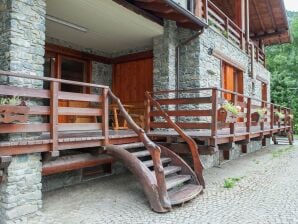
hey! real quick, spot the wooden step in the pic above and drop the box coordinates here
[151,166,181,176]
[132,150,150,158]
[143,157,171,167]
[165,175,191,190]
[120,142,144,150]
[168,184,203,205]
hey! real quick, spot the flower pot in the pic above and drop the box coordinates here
[0,105,29,123]
[251,112,265,123]
[218,108,238,123]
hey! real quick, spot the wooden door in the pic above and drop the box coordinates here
[112,58,153,104]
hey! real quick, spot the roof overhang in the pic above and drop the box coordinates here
[249,0,291,46]
[126,0,208,30]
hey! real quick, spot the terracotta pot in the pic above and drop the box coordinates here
[251,112,265,123]
[0,105,29,123]
[218,108,238,123]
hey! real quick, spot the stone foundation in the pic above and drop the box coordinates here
[0,154,42,224]
[200,139,270,169]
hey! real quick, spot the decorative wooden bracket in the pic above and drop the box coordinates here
[0,156,12,184]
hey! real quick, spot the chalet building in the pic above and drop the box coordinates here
[0,0,293,222]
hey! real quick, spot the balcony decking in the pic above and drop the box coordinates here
[0,71,293,157]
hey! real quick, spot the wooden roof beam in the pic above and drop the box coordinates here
[135,2,175,14]
[265,0,277,30]
[250,29,288,40]
[251,0,265,31]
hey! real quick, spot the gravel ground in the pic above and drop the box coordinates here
[30,141,298,224]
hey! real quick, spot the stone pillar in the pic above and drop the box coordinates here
[153,20,177,93]
[0,154,42,223]
[0,0,46,223]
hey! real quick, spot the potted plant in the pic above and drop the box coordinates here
[0,96,29,124]
[218,102,240,123]
[274,111,285,122]
[251,108,267,123]
[285,114,294,125]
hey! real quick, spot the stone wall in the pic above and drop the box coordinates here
[0,0,46,223]
[153,20,177,93]
[0,154,42,224]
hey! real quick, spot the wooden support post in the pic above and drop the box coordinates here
[245,0,249,43]
[203,0,208,22]
[50,81,59,157]
[195,0,203,18]
[278,106,281,129]
[246,98,251,141]
[211,88,218,144]
[251,44,255,79]
[102,88,109,145]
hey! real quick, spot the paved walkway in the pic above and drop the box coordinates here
[31,141,298,224]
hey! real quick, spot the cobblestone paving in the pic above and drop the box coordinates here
[31,141,298,224]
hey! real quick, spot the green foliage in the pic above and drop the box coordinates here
[256,108,267,117]
[275,111,285,119]
[223,177,243,188]
[0,96,21,106]
[223,102,239,115]
[266,12,298,133]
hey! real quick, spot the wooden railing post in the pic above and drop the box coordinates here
[270,103,274,132]
[50,81,59,157]
[211,88,218,138]
[102,88,109,145]
[225,18,229,39]
[204,0,208,21]
[278,106,281,129]
[229,93,236,142]
[246,97,251,140]
[145,92,151,133]
[283,107,288,128]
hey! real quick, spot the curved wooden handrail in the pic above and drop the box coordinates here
[107,89,171,209]
[146,92,205,187]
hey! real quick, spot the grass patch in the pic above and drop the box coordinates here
[223,177,243,189]
[272,146,295,158]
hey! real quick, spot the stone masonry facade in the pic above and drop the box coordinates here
[0,2,273,222]
[153,21,271,168]
[0,0,46,223]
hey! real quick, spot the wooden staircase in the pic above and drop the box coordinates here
[105,90,204,213]
[107,142,203,212]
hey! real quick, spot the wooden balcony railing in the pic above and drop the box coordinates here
[194,0,266,66]
[146,88,293,145]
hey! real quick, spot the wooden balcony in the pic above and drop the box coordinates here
[0,71,293,157]
[145,88,293,146]
[193,0,266,66]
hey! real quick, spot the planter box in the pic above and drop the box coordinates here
[251,112,265,123]
[218,108,238,123]
[0,105,29,123]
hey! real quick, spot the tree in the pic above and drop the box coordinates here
[266,12,298,132]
